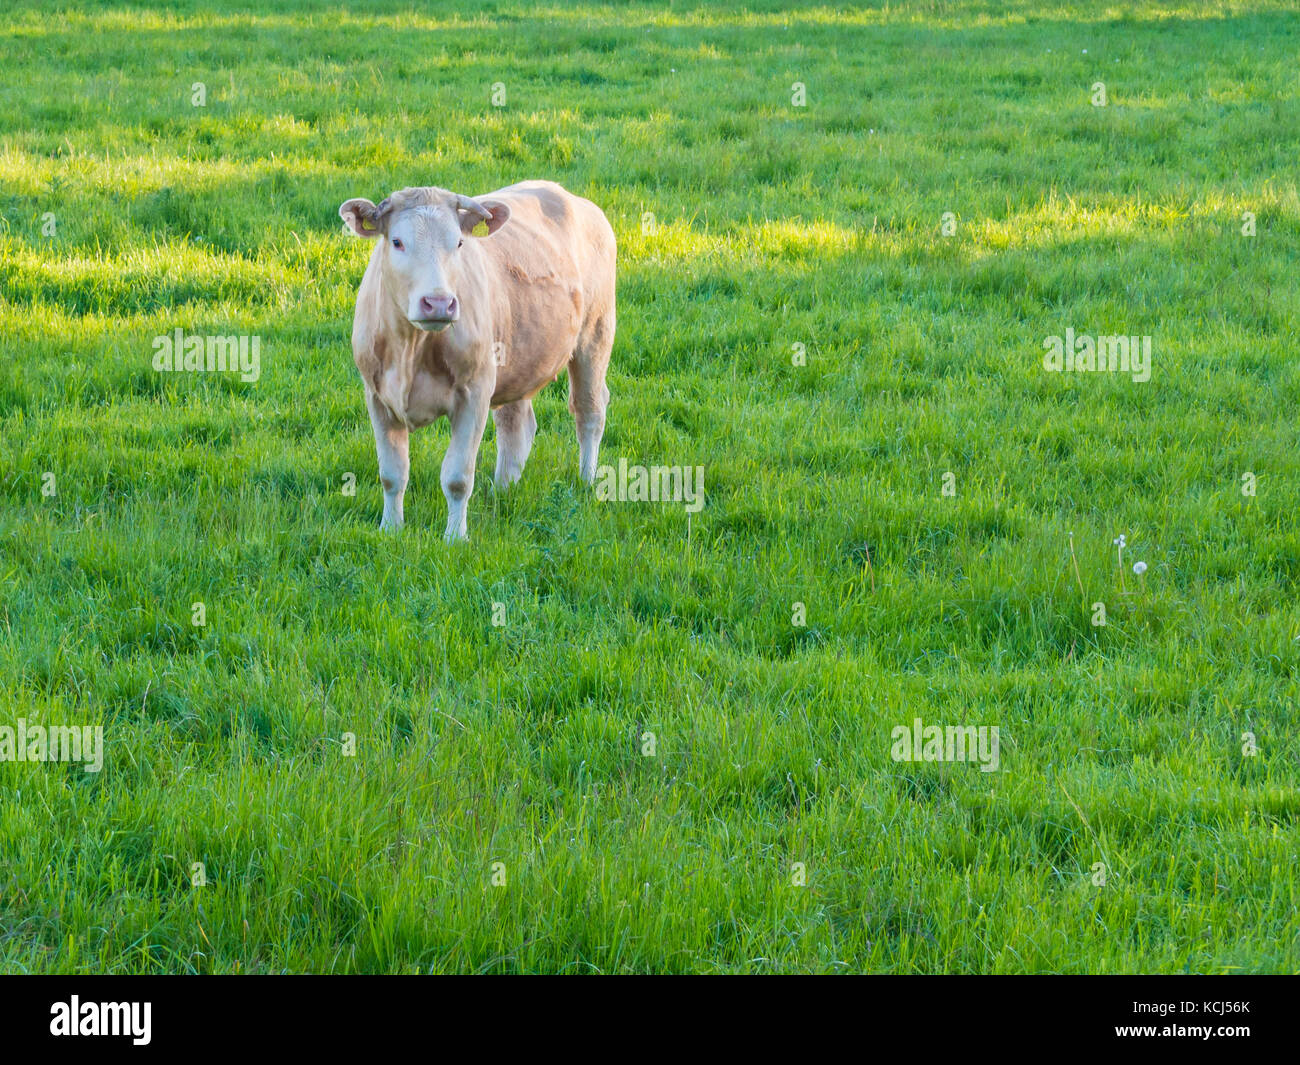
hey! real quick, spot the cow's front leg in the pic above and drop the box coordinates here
[493,398,537,487]
[366,388,409,531]
[441,382,492,542]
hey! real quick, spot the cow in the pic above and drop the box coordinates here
[339,180,616,541]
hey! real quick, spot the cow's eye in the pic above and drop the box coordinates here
[391,238,404,251]
[457,238,464,249]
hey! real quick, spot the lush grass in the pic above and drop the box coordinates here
[1,0,1298,973]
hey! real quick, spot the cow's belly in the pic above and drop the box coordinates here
[491,337,574,406]
[489,279,583,406]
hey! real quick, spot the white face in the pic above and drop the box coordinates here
[340,189,510,329]
[383,206,467,332]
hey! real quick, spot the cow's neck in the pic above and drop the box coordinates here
[375,299,487,427]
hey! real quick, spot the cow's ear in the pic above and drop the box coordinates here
[461,199,510,238]
[340,197,387,239]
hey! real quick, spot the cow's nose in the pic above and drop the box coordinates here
[418,294,458,320]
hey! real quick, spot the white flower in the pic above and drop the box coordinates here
[1133,561,1147,575]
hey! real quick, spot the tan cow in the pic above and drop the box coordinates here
[339,180,616,541]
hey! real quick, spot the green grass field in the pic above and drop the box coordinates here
[1,0,1297,973]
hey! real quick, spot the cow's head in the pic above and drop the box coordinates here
[339,186,511,332]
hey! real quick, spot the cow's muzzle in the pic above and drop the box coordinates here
[413,293,458,331]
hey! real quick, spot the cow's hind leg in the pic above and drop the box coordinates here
[568,308,614,484]
[493,398,537,488]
